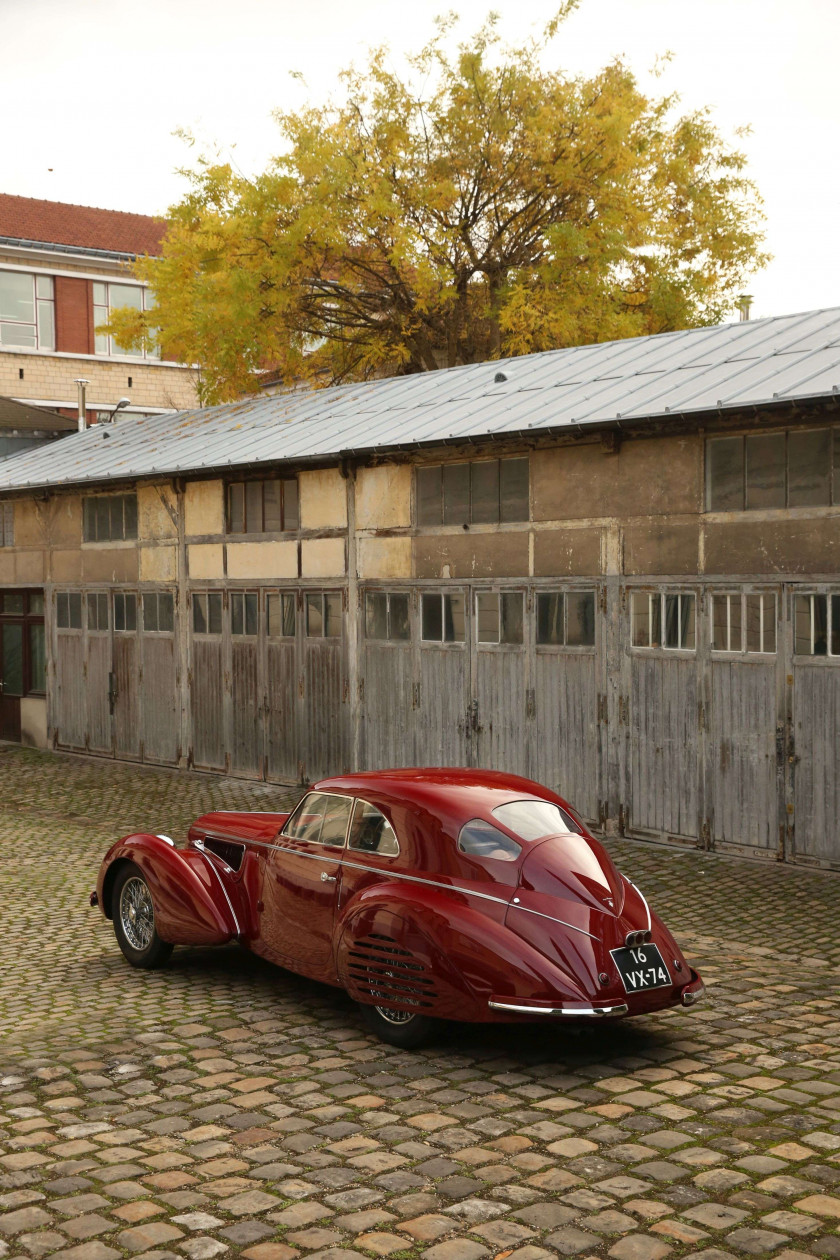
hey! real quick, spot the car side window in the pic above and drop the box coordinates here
[348,800,400,857]
[458,819,521,861]
[282,792,352,847]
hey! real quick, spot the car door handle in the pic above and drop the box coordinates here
[320,872,337,883]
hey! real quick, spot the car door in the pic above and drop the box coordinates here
[259,790,353,981]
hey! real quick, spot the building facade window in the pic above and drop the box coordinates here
[227,478,299,534]
[306,592,341,638]
[87,592,109,632]
[416,457,529,526]
[267,592,296,638]
[231,591,259,636]
[143,592,174,633]
[794,593,840,657]
[93,282,159,359]
[711,592,776,654]
[113,592,137,633]
[82,495,138,543]
[56,591,82,630]
[0,271,54,350]
[632,592,696,650]
[0,591,45,696]
[707,428,840,511]
[421,592,466,643]
[536,591,596,647]
[0,503,13,548]
[364,592,410,641]
[476,591,524,645]
[193,592,222,635]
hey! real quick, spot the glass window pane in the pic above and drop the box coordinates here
[0,322,37,348]
[266,594,279,637]
[263,480,282,532]
[632,593,649,647]
[193,595,207,635]
[320,796,352,847]
[94,329,109,355]
[2,624,23,695]
[69,593,82,629]
[794,595,812,655]
[814,593,828,655]
[208,592,222,635]
[158,593,173,633]
[124,495,137,539]
[680,594,696,649]
[477,592,499,643]
[728,593,741,652]
[444,593,465,642]
[349,800,400,856]
[99,593,109,628]
[93,282,107,304]
[0,271,34,322]
[28,592,44,615]
[110,497,125,540]
[228,483,245,533]
[566,592,595,646]
[421,593,442,641]
[417,466,442,526]
[245,593,258,636]
[306,593,323,637]
[788,429,831,507]
[83,500,94,542]
[57,593,69,628]
[832,595,840,657]
[664,594,680,648]
[390,593,410,641]
[458,818,521,861]
[283,478,299,530]
[762,595,776,654]
[37,300,55,350]
[500,457,529,522]
[746,433,786,509]
[96,498,110,541]
[109,283,143,310]
[29,623,45,693]
[707,437,744,511]
[650,595,662,647]
[282,592,296,637]
[245,481,263,532]
[442,464,470,525]
[834,429,840,507]
[114,593,125,632]
[745,594,761,653]
[231,592,244,635]
[87,593,97,630]
[144,593,159,632]
[324,593,341,637]
[492,799,576,840]
[35,275,53,299]
[283,791,327,842]
[4,593,23,614]
[470,460,500,524]
[500,592,523,645]
[537,592,564,646]
[365,592,388,640]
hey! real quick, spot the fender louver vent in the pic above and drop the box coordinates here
[203,837,245,871]
[347,932,436,1008]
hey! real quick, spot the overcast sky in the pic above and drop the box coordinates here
[4,0,838,321]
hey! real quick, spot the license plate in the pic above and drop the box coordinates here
[610,942,672,993]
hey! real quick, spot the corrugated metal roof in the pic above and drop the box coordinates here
[1,306,839,493]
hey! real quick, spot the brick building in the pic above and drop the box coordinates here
[0,308,837,867]
[0,194,199,424]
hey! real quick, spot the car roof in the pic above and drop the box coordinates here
[312,768,560,816]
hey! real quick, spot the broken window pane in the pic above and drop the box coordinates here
[707,437,744,511]
[537,592,564,645]
[788,429,831,507]
[421,593,442,641]
[476,592,499,643]
[443,464,470,525]
[566,592,595,646]
[632,593,650,647]
[282,592,296,636]
[365,592,388,640]
[500,592,523,644]
[306,593,323,637]
[470,460,499,523]
[746,433,785,509]
[324,593,342,637]
[417,466,441,525]
[500,458,529,522]
[390,593,410,641]
[443,593,465,641]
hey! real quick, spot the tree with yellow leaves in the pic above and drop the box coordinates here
[108,5,768,403]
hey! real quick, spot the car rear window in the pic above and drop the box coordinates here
[491,799,580,842]
[458,819,521,861]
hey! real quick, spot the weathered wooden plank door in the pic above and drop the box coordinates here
[300,589,348,781]
[85,593,112,755]
[360,589,415,769]
[789,589,840,865]
[414,587,471,767]
[112,592,140,761]
[189,591,225,771]
[140,591,179,766]
[471,587,529,775]
[229,590,262,779]
[53,593,86,750]
[265,590,300,782]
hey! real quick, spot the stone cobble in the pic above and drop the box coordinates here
[2,745,840,1260]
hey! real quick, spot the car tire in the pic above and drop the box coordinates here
[359,1002,439,1048]
[112,863,174,969]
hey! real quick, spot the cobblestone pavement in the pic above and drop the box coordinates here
[3,746,840,1260]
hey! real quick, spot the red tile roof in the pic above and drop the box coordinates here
[0,194,165,256]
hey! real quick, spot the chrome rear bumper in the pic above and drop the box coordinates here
[488,1000,629,1018]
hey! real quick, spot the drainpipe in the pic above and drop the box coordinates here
[74,378,89,432]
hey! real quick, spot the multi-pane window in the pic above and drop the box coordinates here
[0,504,13,548]
[113,592,137,632]
[93,282,159,359]
[87,592,109,632]
[267,592,296,638]
[231,591,259,636]
[365,592,410,641]
[476,592,523,645]
[0,591,45,696]
[417,457,529,526]
[536,591,596,647]
[0,271,54,349]
[707,428,840,511]
[82,495,138,542]
[227,478,299,533]
[56,592,82,630]
[143,592,174,633]
[632,592,696,650]
[421,592,466,643]
[794,594,840,657]
[711,592,776,654]
[193,592,223,635]
[306,592,342,638]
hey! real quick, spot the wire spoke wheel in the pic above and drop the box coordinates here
[119,876,156,951]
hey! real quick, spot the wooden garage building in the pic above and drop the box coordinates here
[0,307,838,866]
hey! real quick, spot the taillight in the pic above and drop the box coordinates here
[624,929,652,947]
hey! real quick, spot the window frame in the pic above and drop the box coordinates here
[420,590,467,645]
[305,590,343,639]
[416,456,530,527]
[793,591,840,660]
[143,591,175,635]
[474,589,525,648]
[280,790,355,848]
[93,280,158,360]
[226,477,300,535]
[706,427,840,512]
[112,591,138,635]
[82,494,138,544]
[230,590,259,638]
[0,589,45,696]
[711,590,777,657]
[535,588,597,652]
[191,590,223,637]
[631,590,697,653]
[347,798,401,858]
[266,590,297,640]
[364,590,412,643]
[0,270,55,351]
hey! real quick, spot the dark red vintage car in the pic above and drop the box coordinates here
[92,769,704,1046]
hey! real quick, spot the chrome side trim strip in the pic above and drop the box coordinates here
[507,902,599,940]
[489,1000,629,1017]
[196,845,241,937]
[625,875,652,932]
[338,857,508,906]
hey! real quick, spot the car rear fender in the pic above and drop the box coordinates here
[336,881,589,1022]
[97,834,240,946]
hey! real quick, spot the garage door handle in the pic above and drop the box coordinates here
[320,872,337,883]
